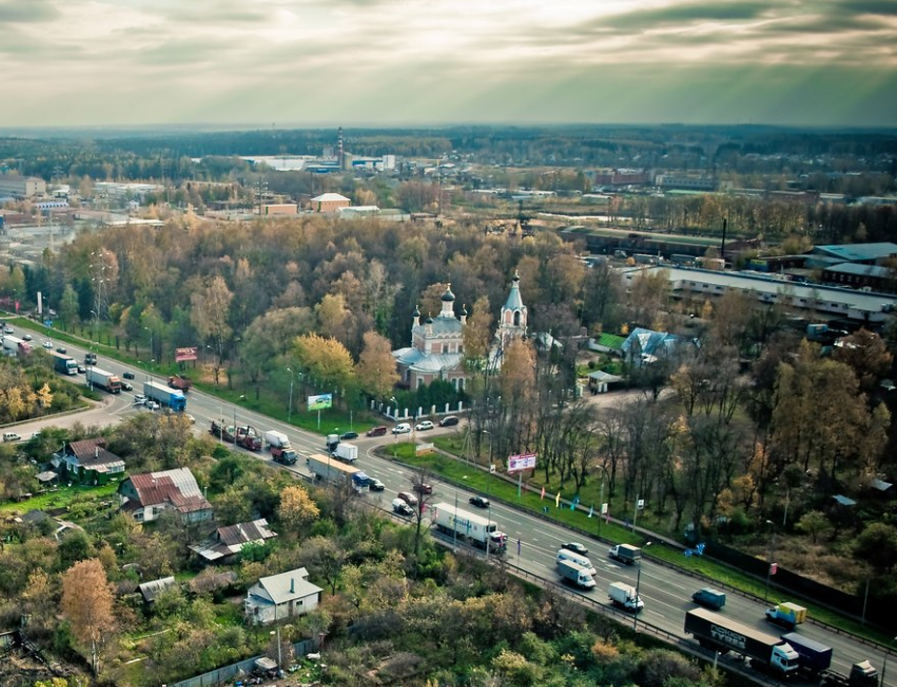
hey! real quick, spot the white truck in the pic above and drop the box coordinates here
[608,581,644,612]
[332,442,358,464]
[431,502,508,551]
[264,430,291,449]
[2,335,30,357]
[558,559,596,589]
[86,367,122,394]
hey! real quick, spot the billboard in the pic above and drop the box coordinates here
[307,393,333,411]
[175,347,198,362]
[507,453,537,473]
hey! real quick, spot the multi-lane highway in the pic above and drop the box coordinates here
[18,339,897,686]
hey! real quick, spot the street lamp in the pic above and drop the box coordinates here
[286,367,295,424]
[765,519,776,602]
[594,462,610,532]
[481,429,494,559]
[233,394,245,438]
[634,541,652,630]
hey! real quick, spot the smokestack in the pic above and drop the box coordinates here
[290,578,295,594]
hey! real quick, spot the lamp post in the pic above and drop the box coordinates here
[233,394,245,438]
[765,519,776,602]
[481,429,493,559]
[594,462,610,532]
[634,541,652,631]
[286,367,295,424]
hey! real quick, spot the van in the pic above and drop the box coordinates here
[439,415,460,427]
[3,432,21,442]
[557,549,596,575]
[366,425,388,437]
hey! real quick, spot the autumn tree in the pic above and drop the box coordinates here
[190,276,234,385]
[277,485,320,535]
[292,333,356,396]
[59,283,80,331]
[833,328,893,391]
[61,558,116,674]
[241,307,316,399]
[462,295,492,367]
[356,331,399,400]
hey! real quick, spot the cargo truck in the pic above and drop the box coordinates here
[608,544,642,565]
[2,335,31,357]
[558,559,596,589]
[143,381,187,411]
[607,582,643,612]
[306,453,366,487]
[271,445,299,464]
[236,430,262,451]
[692,587,726,610]
[50,351,78,376]
[821,661,879,687]
[781,633,833,677]
[264,430,291,449]
[431,502,508,551]
[765,602,807,630]
[168,375,192,392]
[684,608,799,675]
[332,442,358,464]
[86,367,122,393]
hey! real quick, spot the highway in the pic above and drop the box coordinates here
[17,339,897,686]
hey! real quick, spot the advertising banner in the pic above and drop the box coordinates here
[507,453,537,473]
[307,393,333,411]
[175,347,198,362]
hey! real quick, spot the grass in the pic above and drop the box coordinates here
[0,482,118,512]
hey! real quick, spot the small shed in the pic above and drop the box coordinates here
[587,370,624,394]
[138,576,176,604]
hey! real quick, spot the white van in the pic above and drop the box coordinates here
[3,432,21,442]
[557,549,597,575]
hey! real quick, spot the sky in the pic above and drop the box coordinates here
[2,0,897,128]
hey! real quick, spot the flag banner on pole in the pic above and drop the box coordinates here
[540,486,545,500]
[555,491,561,508]
[570,500,575,511]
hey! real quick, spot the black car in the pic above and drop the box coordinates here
[561,542,589,556]
[56,347,67,354]
[77,364,86,373]
[340,431,359,440]
[123,371,135,379]
[369,479,385,492]
[469,495,490,509]
[122,382,133,391]
[439,415,460,427]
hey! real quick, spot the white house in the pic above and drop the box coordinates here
[244,567,322,625]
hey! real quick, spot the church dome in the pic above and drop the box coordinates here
[441,283,455,302]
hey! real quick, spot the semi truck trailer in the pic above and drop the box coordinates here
[431,502,508,551]
[50,351,78,376]
[86,367,122,393]
[143,381,187,411]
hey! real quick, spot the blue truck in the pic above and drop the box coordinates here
[143,381,187,411]
[781,632,833,677]
[50,350,78,376]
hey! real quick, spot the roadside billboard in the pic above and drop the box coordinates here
[307,393,333,411]
[508,453,537,473]
[175,347,198,362]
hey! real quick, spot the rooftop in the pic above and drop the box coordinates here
[814,243,897,263]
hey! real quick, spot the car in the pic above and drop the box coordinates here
[22,334,32,341]
[3,326,13,334]
[439,415,460,427]
[340,431,358,440]
[367,426,388,437]
[77,365,86,373]
[56,347,67,354]
[392,499,414,517]
[42,341,53,349]
[145,400,160,411]
[469,495,490,509]
[123,371,135,379]
[392,423,412,434]
[413,482,433,495]
[415,420,434,431]
[561,542,589,556]
[133,394,147,405]
[369,479,385,492]
[396,491,419,507]
[121,382,133,391]
[2,432,21,442]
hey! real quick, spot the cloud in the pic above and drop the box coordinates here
[596,1,778,31]
[0,0,59,23]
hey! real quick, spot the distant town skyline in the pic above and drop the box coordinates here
[2,0,897,128]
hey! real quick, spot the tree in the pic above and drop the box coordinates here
[854,523,897,574]
[833,328,893,392]
[61,558,115,674]
[796,510,831,544]
[59,283,80,331]
[190,276,234,385]
[315,293,350,340]
[293,334,356,394]
[356,331,399,400]
[277,485,320,535]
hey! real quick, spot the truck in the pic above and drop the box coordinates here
[87,367,122,393]
[264,430,291,450]
[168,375,192,392]
[691,587,726,610]
[84,352,97,366]
[326,433,340,450]
[271,445,299,464]
[765,602,807,630]
[332,442,358,464]
[236,429,262,451]
[608,544,642,565]
[430,502,508,551]
[2,335,31,357]
[607,582,644,612]
[143,381,187,412]
[684,608,799,676]
[558,559,596,589]
[50,351,78,376]
[306,453,364,486]
[781,632,833,677]
[821,661,879,687]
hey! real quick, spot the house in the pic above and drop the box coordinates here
[138,576,176,604]
[118,468,213,524]
[244,567,322,625]
[309,193,350,213]
[620,327,680,366]
[53,438,125,485]
[190,518,277,564]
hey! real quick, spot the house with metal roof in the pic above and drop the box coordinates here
[190,518,277,564]
[244,567,322,625]
[812,243,897,265]
[118,467,213,524]
[52,438,125,486]
[138,576,176,604]
[621,327,680,365]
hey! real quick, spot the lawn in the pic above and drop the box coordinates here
[0,482,119,513]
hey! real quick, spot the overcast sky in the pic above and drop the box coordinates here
[2,0,896,128]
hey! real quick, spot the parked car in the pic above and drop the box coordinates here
[413,482,433,495]
[561,542,590,556]
[121,382,133,391]
[392,423,412,434]
[439,415,460,426]
[22,334,32,341]
[366,425,388,437]
[123,371,135,379]
[146,400,160,411]
[42,341,53,349]
[369,479,385,492]
[415,420,434,431]
[469,495,490,509]
[340,431,358,440]
[2,432,21,442]
[392,499,414,517]
[396,491,419,507]
[133,394,147,405]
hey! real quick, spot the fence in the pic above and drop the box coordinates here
[167,639,315,687]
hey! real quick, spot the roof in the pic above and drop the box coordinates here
[503,272,525,311]
[311,192,350,202]
[254,567,322,605]
[35,471,57,482]
[832,494,857,507]
[392,346,464,374]
[190,518,277,562]
[814,243,897,263]
[412,317,462,337]
[67,438,124,472]
[138,576,176,602]
[870,478,893,492]
[621,327,679,358]
[824,262,892,278]
[126,468,211,514]
[588,370,624,383]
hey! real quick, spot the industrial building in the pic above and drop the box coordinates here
[0,175,46,198]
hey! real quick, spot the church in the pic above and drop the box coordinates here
[392,272,528,391]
